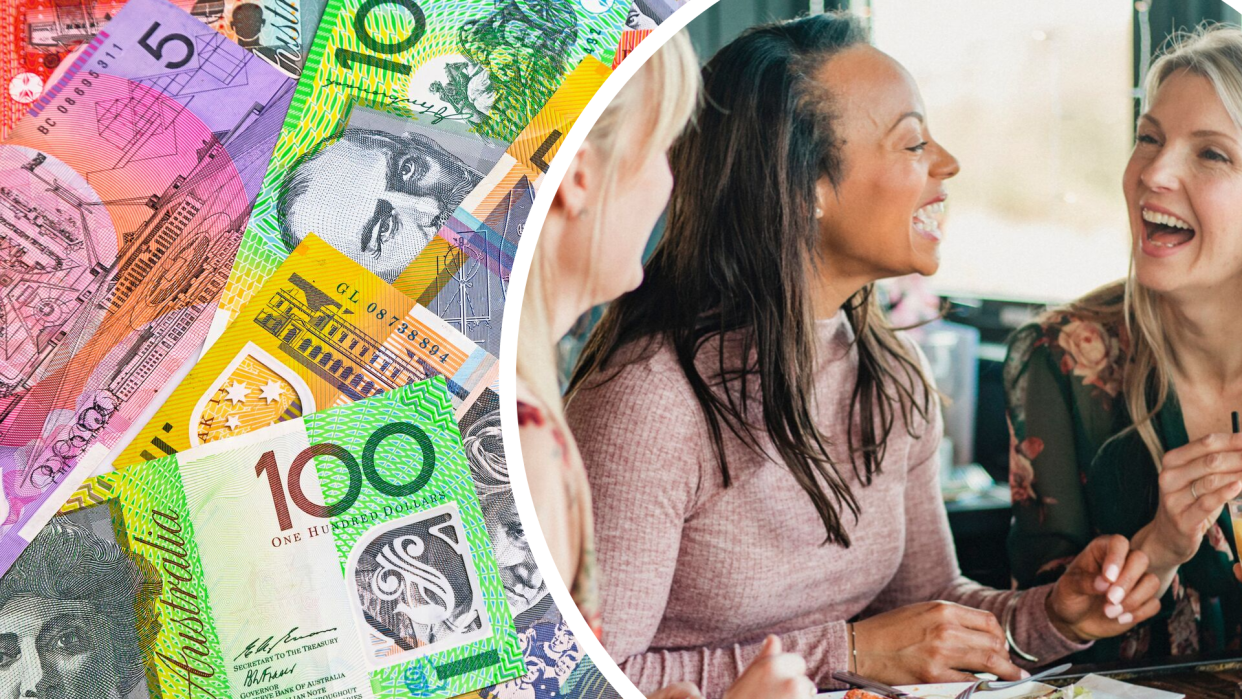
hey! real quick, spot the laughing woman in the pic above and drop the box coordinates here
[1006,27,1242,662]
[566,13,1161,697]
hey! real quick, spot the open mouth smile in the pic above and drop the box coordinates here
[913,200,945,242]
[1140,206,1196,253]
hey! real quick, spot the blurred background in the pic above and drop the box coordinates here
[565,0,1241,590]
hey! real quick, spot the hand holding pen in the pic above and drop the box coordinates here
[1228,412,1242,584]
[1131,410,1242,586]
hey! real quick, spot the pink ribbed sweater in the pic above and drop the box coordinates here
[564,312,1089,697]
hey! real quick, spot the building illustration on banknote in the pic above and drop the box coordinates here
[23,0,227,52]
[0,9,294,541]
[0,67,271,425]
[0,137,243,422]
[254,273,472,404]
[428,174,533,356]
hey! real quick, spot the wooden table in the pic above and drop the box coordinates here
[1128,669,1241,698]
[1051,655,1242,698]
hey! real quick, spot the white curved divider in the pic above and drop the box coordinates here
[499,0,720,695]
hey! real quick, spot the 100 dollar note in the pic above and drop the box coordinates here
[117,234,497,467]
[124,232,619,699]
[211,0,615,346]
[34,379,523,699]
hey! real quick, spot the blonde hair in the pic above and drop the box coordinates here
[1069,25,1242,468]
[517,31,701,426]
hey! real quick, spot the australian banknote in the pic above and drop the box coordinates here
[210,0,619,345]
[27,379,523,699]
[0,0,295,575]
[123,234,617,698]
[621,0,680,30]
[455,389,620,699]
[1,0,325,138]
[115,233,498,467]
[409,57,610,356]
[214,55,609,360]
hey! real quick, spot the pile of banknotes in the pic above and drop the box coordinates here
[0,0,680,695]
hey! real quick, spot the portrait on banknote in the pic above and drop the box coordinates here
[348,503,491,664]
[227,1,305,75]
[624,0,660,30]
[0,506,155,699]
[276,127,486,283]
[460,393,543,618]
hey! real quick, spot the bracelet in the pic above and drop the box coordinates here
[1003,593,1039,663]
[848,622,858,673]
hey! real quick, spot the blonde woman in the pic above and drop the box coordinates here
[515,32,817,699]
[1006,26,1242,663]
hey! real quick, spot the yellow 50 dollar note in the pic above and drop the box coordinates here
[116,234,496,467]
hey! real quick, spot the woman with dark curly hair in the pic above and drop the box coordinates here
[0,514,155,699]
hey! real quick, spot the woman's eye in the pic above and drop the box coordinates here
[0,636,18,666]
[1202,148,1231,163]
[906,141,928,153]
[1136,133,1160,146]
[54,629,88,653]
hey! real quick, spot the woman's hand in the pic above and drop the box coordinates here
[1134,432,1242,573]
[1046,534,1161,642]
[852,601,1026,685]
[647,683,703,699]
[723,636,815,699]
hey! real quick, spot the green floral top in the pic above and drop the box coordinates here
[1004,307,1241,662]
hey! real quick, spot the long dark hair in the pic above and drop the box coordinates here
[567,13,936,546]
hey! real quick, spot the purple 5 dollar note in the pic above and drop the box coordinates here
[0,0,294,573]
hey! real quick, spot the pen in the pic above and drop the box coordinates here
[1228,411,1241,558]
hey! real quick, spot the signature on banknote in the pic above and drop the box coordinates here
[234,625,338,661]
[321,80,478,125]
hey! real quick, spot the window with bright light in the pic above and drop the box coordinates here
[870,0,1135,303]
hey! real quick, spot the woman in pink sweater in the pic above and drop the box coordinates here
[566,13,1163,697]
[518,30,818,699]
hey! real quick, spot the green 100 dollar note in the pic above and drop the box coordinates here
[212,0,625,343]
[25,379,522,699]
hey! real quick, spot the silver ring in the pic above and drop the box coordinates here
[1191,480,1200,499]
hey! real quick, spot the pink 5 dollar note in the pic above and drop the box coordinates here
[0,0,294,574]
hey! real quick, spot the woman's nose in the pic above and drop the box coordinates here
[933,142,961,180]
[1140,151,1181,191]
[12,647,43,698]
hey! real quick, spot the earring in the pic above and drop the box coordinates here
[575,207,589,218]
[815,206,823,219]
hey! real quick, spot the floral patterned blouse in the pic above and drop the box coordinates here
[515,378,604,642]
[1004,306,1241,662]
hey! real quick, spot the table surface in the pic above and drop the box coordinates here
[1053,658,1242,698]
[1129,670,1241,698]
